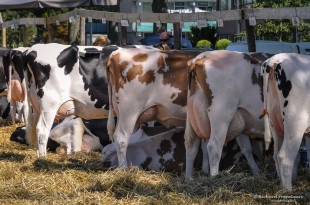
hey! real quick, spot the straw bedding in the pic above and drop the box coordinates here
[0,120,309,205]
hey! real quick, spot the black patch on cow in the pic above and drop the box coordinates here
[79,50,110,109]
[157,140,172,156]
[266,65,271,73]
[37,89,44,98]
[26,51,51,98]
[283,112,285,116]
[244,53,259,64]
[252,68,264,102]
[57,45,79,75]
[274,63,292,99]
[2,50,11,84]
[284,100,288,107]
[82,118,112,147]
[141,157,152,170]
[11,50,27,82]
[101,46,119,59]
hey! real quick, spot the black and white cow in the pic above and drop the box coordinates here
[0,47,10,94]
[2,47,29,124]
[261,53,310,191]
[23,43,120,156]
[102,125,265,172]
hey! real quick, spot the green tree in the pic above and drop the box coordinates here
[1,10,36,47]
[254,0,310,42]
[189,26,217,48]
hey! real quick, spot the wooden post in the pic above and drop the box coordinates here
[242,8,256,52]
[80,17,86,46]
[121,26,127,46]
[2,28,6,47]
[173,23,181,50]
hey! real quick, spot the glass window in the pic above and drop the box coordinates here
[175,2,185,10]
[143,2,152,13]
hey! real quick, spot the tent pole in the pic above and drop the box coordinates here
[80,17,86,46]
[2,28,6,47]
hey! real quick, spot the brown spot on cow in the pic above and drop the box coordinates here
[107,53,129,93]
[127,64,143,82]
[192,57,214,106]
[157,55,165,70]
[133,53,148,62]
[158,51,199,107]
[138,70,156,84]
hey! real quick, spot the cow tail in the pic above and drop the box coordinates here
[107,62,115,142]
[7,65,12,103]
[261,60,272,150]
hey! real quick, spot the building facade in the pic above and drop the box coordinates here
[117,0,245,45]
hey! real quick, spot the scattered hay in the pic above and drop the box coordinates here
[0,121,309,205]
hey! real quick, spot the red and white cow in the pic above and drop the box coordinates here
[184,50,273,181]
[22,43,118,156]
[261,53,310,191]
[3,47,30,124]
[107,48,200,167]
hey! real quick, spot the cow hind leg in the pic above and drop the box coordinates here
[184,114,201,181]
[114,111,140,168]
[200,139,210,175]
[277,120,305,191]
[236,134,260,175]
[36,110,58,157]
[10,101,16,124]
[26,111,39,146]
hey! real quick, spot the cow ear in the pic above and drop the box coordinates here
[57,45,79,75]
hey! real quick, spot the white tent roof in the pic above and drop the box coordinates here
[0,0,117,10]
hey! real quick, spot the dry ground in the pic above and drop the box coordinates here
[0,120,309,205]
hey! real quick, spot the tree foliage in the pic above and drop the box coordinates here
[1,10,37,47]
[253,0,310,42]
[189,26,217,48]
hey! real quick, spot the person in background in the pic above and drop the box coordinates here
[156,32,174,50]
[93,36,111,46]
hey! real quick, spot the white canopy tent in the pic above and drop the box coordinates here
[0,0,117,10]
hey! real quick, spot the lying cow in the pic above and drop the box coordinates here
[11,116,112,154]
[102,125,264,172]
[184,51,273,181]
[261,53,310,191]
[3,47,29,124]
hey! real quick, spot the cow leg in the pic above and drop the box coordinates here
[277,120,305,191]
[201,139,210,175]
[25,110,38,146]
[207,108,237,176]
[114,112,140,168]
[10,101,16,124]
[236,134,260,175]
[184,114,201,181]
[22,102,29,124]
[36,110,58,157]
